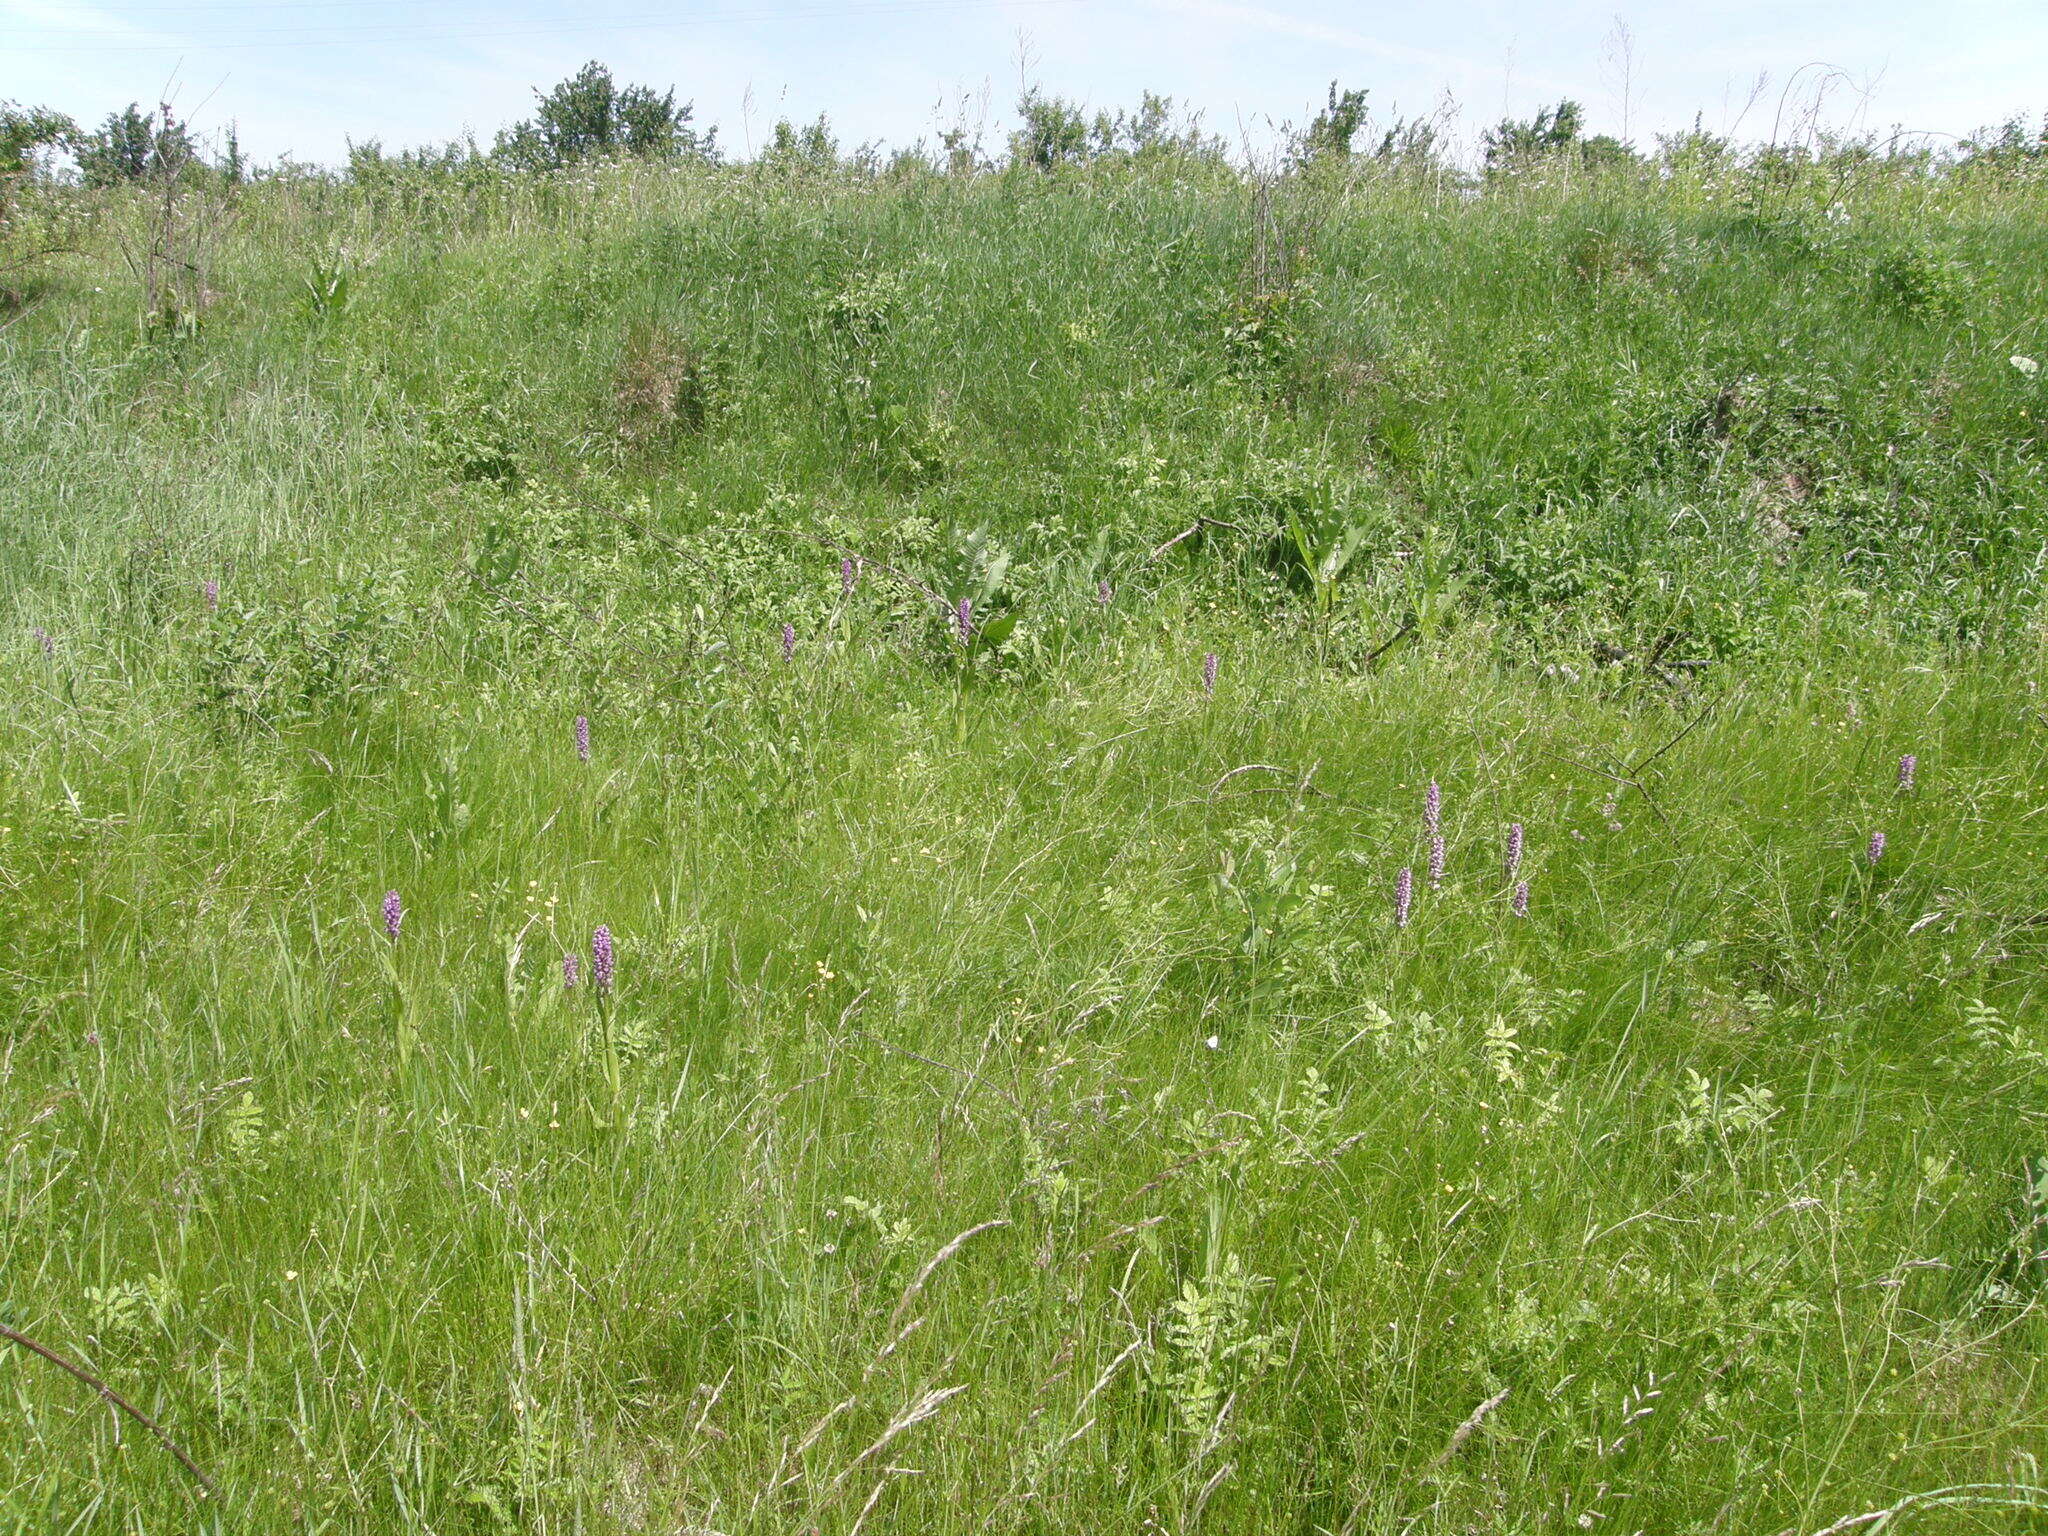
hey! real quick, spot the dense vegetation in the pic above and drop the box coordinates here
[3,87,2048,1534]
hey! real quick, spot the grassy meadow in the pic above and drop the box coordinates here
[4,141,2048,1533]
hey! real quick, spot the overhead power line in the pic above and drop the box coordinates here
[8,0,1081,51]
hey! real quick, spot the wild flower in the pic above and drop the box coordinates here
[1424,780,1441,836]
[782,622,796,662]
[1395,866,1414,928]
[1512,881,1529,918]
[204,579,220,610]
[956,597,973,645]
[841,556,858,596]
[1098,579,1112,607]
[1428,835,1447,891]
[1897,753,1917,792]
[383,890,403,941]
[2013,355,2041,377]
[32,626,52,656]
[1866,830,1887,865]
[591,925,615,993]
[574,714,590,762]
[1203,651,1219,695]
[563,952,579,990]
[1505,822,1524,882]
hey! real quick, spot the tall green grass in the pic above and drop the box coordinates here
[2,154,2047,1533]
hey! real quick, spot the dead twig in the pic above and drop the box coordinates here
[1121,1140,1248,1205]
[1148,518,1249,562]
[0,1323,219,1498]
[844,1025,1025,1116]
[1625,700,1716,778]
[1207,763,1291,796]
[1361,622,1417,670]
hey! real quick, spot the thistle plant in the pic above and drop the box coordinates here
[1395,866,1414,928]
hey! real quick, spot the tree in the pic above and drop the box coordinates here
[1484,99,1638,174]
[1300,82,1370,163]
[2,102,73,171]
[2,101,75,205]
[495,61,714,170]
[1009,88,1089,170]
[763,115,839,171]
[75,103,198,187]
[1484,99,1584,168]
[1008,88,1219,171]
[74,104,202,189]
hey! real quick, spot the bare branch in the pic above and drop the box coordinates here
[0,1323,218,1498]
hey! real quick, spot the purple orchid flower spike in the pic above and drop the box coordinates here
[1505,822,1524,882]
[1202,652,1219,695]
[1896,754,1917,792]
[591,925,615,994]
[563,952,579,990]
[383,890,403,941]
[32,627,52,657]
[955,597,973,646]
[204,579,220,611]
[1512,881,1530,918]
[1866,831,1887,866]
[1395,866,1414,929]
[782,622,796,663]
[1097,579,1113,607]
[1428,835,1446,891]
[574,714,590,762]
[1424,780,1441,836]
[842,557,858,597]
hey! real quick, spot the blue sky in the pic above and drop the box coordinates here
[3,0,2038,166]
